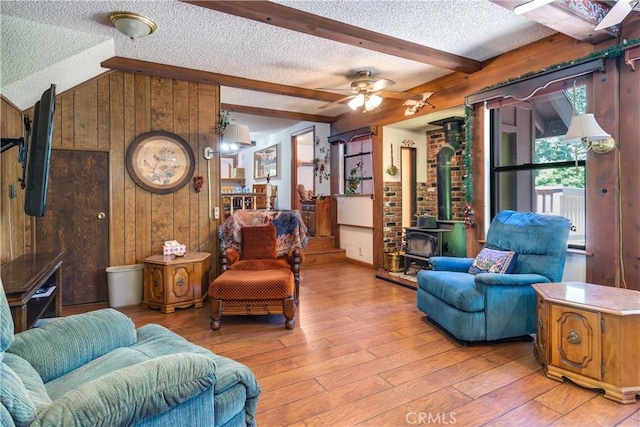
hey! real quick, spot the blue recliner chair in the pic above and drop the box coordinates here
[0,277,260,426]
[416,210,571,343]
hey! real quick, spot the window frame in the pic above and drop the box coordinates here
[343,135,373,195]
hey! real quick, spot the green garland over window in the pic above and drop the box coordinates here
[462,37,639,204]
[463,104,473,203]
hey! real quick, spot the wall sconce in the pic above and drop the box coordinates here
[110,12,157,40]
[562,113,616,154]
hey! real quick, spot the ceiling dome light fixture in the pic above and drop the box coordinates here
[110,12,157,40]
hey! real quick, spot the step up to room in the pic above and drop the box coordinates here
[304,236,346,265]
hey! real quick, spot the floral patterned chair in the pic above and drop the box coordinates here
[208,210,308,330]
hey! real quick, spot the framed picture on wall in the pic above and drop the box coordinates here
[254,144,279,179]
[126,130,195,194]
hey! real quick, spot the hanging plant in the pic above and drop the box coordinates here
[219,111,230,133]
[463,104,473,204]
[345,159,363,195]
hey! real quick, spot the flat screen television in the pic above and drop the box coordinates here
[24,84,56,217]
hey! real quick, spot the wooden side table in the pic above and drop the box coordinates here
[142,252,210,313]
[532,282,640,404]
[1,252,63,333]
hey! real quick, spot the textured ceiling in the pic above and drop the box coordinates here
[0,0,557,138]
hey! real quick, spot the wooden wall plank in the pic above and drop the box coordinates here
[188,82,201,253]
[109,71,125,267]
[150,76,175,254]
[73,81,98,149]
[97,77,110,151]
[60,94,74,148]
[134,74,152,263]
[123,73,137,264]
[0,99,28,262]
[619,60,640,290]
[173,79,192,249]
[197,84,218,256]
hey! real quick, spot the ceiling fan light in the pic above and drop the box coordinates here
[365,94,383,111]
[110,12,157,40]
[348,94,365,110]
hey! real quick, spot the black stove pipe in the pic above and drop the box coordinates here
[430,117,465,221]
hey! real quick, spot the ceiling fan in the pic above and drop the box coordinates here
[594,0,639,31]
[318,70,425,112]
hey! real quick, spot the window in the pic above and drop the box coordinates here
[491,82,586,248]
[343,135,373,195]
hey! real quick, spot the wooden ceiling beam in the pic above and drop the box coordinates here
[221,103,337,123]
[183,0,482,74]
[100,57,344,103]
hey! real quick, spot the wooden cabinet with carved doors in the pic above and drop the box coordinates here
[142,252,210,314]
[532,282,640,404]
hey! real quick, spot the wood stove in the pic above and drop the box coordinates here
[403,220,466,273]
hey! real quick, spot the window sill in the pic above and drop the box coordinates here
[568,247,592,256]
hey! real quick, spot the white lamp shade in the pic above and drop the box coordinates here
[348,94,365,110]
[110,12,157,40]
[364,94,383,111]
[222,124,252,147]
[562,114,610,144]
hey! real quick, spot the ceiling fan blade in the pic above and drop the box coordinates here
[377,90,423,101]
[594,0,635,31]
[315,87,353,93]
[318,95,355,109]
[369,78,396,92]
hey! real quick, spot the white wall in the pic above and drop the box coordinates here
[335,195,374,264]
[236,121,330,210]
[562,252,586,282]
[382,127,428,183]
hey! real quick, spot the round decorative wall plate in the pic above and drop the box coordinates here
[126,130,195,194]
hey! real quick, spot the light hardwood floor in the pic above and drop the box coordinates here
[70,262,639,426]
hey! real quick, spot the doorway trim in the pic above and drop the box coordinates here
[291,126,315,212]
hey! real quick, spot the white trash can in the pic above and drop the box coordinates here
[106,264,144,308]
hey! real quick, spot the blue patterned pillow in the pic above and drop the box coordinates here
[468,248,517,274]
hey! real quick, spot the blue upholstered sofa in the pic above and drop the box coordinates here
[416,210,571,343]
[0,278,259,426]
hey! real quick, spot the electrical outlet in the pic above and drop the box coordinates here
[8,184,17,199]
[214,206,220,220]
[358,247,363,256]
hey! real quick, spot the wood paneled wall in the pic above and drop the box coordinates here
[1,97,33,263]
[1,72,221,270]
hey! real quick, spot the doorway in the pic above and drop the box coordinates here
[401,146,417,227]
[36,150,110,305]
[291,127,315,212]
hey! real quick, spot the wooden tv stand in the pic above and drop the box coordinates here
[1,252,63,333]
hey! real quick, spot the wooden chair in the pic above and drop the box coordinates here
[208,211,307,330]
[252,183,277,209]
